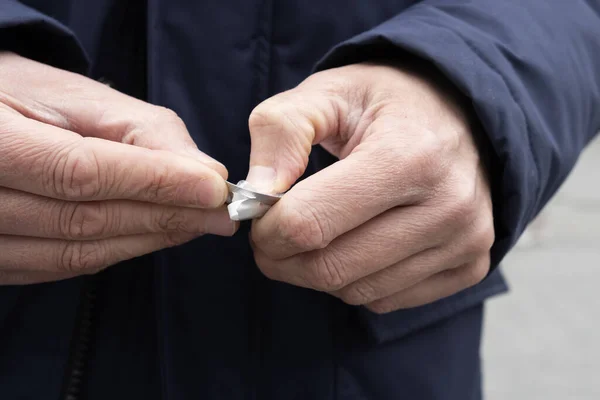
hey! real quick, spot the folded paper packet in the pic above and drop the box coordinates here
[225,180,283,221]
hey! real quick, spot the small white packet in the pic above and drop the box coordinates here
[225,180,282,221]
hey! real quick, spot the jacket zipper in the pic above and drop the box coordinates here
[61,277,98,400]
[250,1,274,398]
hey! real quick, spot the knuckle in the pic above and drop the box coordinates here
[277,202,331,252]
[249,96,304,137]
[479,223,496,252]
[455,183,478,214]
[466,216,495,255]
[248,99,282,130]
[144,168,176,204]
[307,252,348,292]
[410,131,447,189]
[154,106,186,128]
[340,281,378,306]
[61,202,112,239]
[365,300,396,315]
[253,253,280,282]
[58,241,107,274]
[123,107,187,146]
[459,258,490,287]
[161,232,190,248]
[51,144,102,200]
[444,174,478,226]
[256,262,278,282]
[155,208,194,234]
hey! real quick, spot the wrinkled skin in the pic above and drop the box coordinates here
[0,52,493,310]
[0,53,236,285]
[247,63,494,314]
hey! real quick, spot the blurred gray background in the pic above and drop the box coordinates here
[483,135,600,399]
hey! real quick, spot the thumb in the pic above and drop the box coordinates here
[246,88,342,193]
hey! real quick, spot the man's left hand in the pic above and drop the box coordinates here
[246,63,494,314]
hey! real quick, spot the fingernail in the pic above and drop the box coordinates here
[246,166,277,193]
[204,209,239,236]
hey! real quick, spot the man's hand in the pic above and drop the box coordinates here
[0,53,236,285]
[247,63,494,313]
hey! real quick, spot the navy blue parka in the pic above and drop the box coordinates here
[0,1,599,399]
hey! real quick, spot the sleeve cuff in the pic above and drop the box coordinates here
[314,6,540,270]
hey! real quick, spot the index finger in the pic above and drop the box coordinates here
[0,53,228,178]
[0,114,228,207]
[251,144,426,259]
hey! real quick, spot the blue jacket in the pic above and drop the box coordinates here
[1,1,599,399]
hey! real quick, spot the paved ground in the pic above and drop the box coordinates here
[482,135,600,399]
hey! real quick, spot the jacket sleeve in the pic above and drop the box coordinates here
[315,0,600,270]
[0,0,88,73]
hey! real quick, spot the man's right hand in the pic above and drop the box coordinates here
[0,52,236,285]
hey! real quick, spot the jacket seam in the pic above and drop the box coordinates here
[251,0,274,105]
[250,4,274,400]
